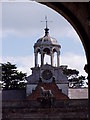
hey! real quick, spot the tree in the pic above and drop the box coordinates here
[61,65,87,88]
[1,62,27,90]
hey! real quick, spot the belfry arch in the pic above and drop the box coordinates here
[34,22,61,67]
[40,1,90,116]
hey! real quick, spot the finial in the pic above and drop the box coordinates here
[41,16,53,36]
[45,16,48,29]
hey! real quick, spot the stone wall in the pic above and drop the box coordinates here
[2,90,26,100]
[2,99,88,120]
[68,88,88,99]
[2,88,88,101]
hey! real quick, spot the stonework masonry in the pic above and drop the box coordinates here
[2,99,88,120]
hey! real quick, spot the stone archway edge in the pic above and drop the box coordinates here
[33,0,89,2]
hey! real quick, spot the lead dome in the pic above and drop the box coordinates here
[34,28,60,47]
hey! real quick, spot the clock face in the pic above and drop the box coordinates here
[42,70,53,80]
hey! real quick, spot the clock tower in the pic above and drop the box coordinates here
[26,17,69,99]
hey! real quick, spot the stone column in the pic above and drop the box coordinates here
[41,51,44,66]
[35,52,38,67]
[51,51,54,66]
[57,51,60,67]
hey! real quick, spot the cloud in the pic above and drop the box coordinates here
[61,53,87,76]
[2,2,80,44]
[2,2,48,31]
[1,55,34,75]
[1,2,87,78]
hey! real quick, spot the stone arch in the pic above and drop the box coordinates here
[41,2,90,64]
[43,47,50,55]
[40,2,90,117]
[52,47,58,53]
[34,47,41,53]
[34,47,41,67]
[52,47,60,67]
[36,48,41,53]
[43,47,51,65]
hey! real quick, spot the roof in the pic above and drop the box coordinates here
[35,35,59,46]
[27,81,69,100]
[34,27,60,47]
[68,88,88,99]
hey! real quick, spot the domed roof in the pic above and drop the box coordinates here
[36,35,59,45]
[34,28,60,47]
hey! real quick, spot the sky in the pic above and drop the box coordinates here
[1,1,87,78]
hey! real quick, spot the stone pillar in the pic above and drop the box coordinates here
[35,52,38,67]
[41,51,44,66]
[51,51,54,66]
[57,51,60,67]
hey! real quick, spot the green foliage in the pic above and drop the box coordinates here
[61,65,79,77]
[61,65,87,88]
[0,62,88,89]
[1,62,27,90]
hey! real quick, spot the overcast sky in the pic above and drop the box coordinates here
[1,1,87,77]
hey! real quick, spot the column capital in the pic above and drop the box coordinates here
[57,51,60,55]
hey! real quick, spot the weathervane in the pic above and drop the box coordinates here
[41,16,53,36]
[41,16,53,29]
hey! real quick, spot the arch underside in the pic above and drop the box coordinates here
[41,2,90,63]
[40,2,90,117]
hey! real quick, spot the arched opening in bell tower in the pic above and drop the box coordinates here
[53,48,58,67]
[53,52,57,67]
[43,48,51,65]
[36,48,41,67]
